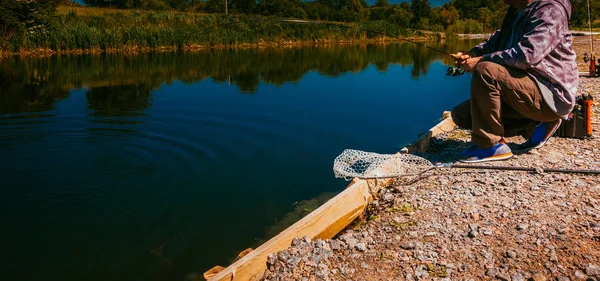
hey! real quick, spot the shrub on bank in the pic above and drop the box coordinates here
[4,10,415,53]
[447,19,484,35]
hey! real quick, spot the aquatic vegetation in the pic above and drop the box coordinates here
[2,7,421,54]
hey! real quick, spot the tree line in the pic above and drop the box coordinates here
[79,0,600,30]
[0,0,598,54]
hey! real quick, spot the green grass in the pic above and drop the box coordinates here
[55,5,135,17]
[3,6,420,54]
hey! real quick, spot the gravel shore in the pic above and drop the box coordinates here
[261,35,600,281]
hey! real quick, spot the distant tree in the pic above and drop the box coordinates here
[389,5,413,26]
[0,0,58,50]
[449,0,495,19]
[438,5,459,28]
[410,0,431,25]
[303,2,336,20]
[205,0,226,13]
[374,0,389,8]
[85,0,170,10]
[230,0,257,13]
[570,0,600,26]
[369,6,391,21]
[336,0,369,21]
[398,2,411,12]
[258,0,304,17]
[476,7,492,30]
[447,18,483,34]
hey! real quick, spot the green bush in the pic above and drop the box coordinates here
[447,19,483,34]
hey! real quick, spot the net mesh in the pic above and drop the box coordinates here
[333,149,434,180]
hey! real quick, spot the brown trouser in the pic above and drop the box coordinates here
[451,61,559,148]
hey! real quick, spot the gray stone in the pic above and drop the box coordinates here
[346,238,358,249]
[531,273,546,281]
[575,270,588,280]
[557,277,570,281]
[482,228,493,236]
[414,265,429,280]
[486,268,498,277]
[401,241,416,250]
[329,240,343,251]
[267,253,277,266]
[383,193,394,201]
[291,237,302,246]
[360,262,370,269]
[506,250,517,259]
[549,250,558,262]
[277,251,291,262]
[289,256,302,268]
[586,264,600,276]
[517,223,529,231]
[355,243,367,252]
[496,273,511,281]
[510,273,525,281]
[316,239,328,249]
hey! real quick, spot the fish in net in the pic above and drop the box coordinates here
[333,149,436,180]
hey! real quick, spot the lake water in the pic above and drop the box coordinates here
[0,40,476,281]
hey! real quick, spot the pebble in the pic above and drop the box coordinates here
[532,273,547,281]
[383,193,394,201]
[329,240,343,251]
[516,223,529,231]
[355,243,367,252]
[496,272,511,281]
[400,241,416,250]
[511,273,525,281]
[575,270,588,280]
[587,264,600,276]
[486,268,498,277]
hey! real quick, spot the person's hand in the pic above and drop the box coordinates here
[450,52,470,61]
[460,57,482,72]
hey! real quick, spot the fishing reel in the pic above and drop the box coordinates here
[446,65,465,76]
[583,52,600,77]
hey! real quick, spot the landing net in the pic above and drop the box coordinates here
[333,149,435,180]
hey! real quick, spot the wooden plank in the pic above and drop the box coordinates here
[207,179,373,281]
[207,111,457,281]
[401,112,456,153]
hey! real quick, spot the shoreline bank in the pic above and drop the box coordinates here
[0,35,446,59]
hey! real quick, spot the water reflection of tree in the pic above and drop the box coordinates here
[86,84,153,116]
[0,58,70,114]
[0,39,481,113]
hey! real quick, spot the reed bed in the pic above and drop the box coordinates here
[3,7,413,55]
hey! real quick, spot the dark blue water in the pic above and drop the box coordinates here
[0,42,474,281]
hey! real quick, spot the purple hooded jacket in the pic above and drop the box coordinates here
[469,0,579,119]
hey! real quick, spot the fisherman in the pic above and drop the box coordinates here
[450,0,579,163]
